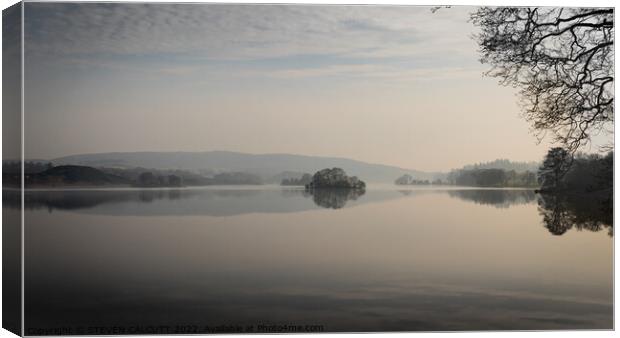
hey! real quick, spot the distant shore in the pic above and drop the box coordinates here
[4,185,541,192]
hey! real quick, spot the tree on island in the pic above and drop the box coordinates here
[306,168,365,190]
[472,8,614,153]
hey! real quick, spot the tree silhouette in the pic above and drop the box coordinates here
[471,8,614,153]
[538,147,571,190]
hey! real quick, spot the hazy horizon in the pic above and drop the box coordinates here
[23,4,611,172]
[18,148,543,174]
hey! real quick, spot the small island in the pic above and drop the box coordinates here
[305,168,366,190]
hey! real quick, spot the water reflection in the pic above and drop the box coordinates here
[445,188,613,237]
[8,188,534,214]
[537,192,613,237]
[6,189,313,217]
[303,188,366,209]
[4,189,207,211]
[447,189,536,208]
[20,187,612,332]
[4,188,377,216]
[4,188,613,238]
[13,187,613,334]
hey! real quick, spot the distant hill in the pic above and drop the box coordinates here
[51,151,438,183]
[26,165,130,187]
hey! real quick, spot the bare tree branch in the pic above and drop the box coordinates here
[471,7,614,154]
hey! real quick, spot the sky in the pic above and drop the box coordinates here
[22,3,591,172]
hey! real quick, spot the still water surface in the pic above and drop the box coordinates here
[9,186,613,332]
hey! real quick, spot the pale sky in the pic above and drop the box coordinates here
[23,3,572,172]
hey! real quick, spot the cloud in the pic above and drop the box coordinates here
[25,4,474,58]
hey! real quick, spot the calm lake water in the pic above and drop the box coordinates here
[6,186,613,333]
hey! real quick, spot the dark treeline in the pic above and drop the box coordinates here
[7,163,266,188]
[394,159,540,188]
[101,167,211,187]
[135,172,183,187]
[563,153,613,192]
[3,160,54,174]
[536,149,613,236]
[26,165,129,187]
[281,173,312,186]
[3,161,55,187]
[394,174,443,186]
[395,168,536,188]
[439,151,612,190]
[447,159,539,187]
[111,168,262,187]
[447,169,538,187]
[538,149,613,193]
[462,159,539,172]
[101,167,261,186]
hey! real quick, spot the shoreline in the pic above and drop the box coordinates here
[2,185,541,192]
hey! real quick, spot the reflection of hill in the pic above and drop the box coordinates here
[537,191,613,237]
[8,188,612,239]
[5,189,279,216]
[5,188,392,217]
[5,188,541,216]
[304,189,366,209]
[447,189,536,208]
[4,189,202,211]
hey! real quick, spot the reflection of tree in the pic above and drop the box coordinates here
[398,190,413,196]
[538,194,574,235]
[5,189,267,212]
[537,192,613,237]
[304,188,365,209]
[448,189,536,208]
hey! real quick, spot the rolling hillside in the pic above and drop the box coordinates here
[52,151,438,183]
